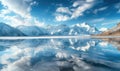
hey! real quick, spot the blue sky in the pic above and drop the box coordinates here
[0,0,120,30]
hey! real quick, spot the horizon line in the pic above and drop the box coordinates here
[0,36,120,40]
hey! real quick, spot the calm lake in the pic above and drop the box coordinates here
[0,38,120,71]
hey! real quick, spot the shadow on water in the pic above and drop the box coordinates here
[0,37,120,71]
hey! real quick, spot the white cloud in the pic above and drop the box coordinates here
[72,0,94,7]
[55,14,70,21]
[72,1,84,7]
[91,18,105,23]
[0,9,11,17]
[71,3,92,19]
[98,7,107,11]
[55,7,72,22]
[0,0,44,27]
[0,0,34,18]
[86,0,95,2]
[56,7,71,14]
[55,0,94,21]
[5,15,29,27]
[2,15,45,27]
[93,7,108,14]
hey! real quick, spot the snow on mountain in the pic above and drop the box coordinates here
[48,22,99,36]
[70,22,98,35]
[0,23,25,36]
[0,22,99,36]
[75,23,90,31]
[47,24,70,35]
[17,25,50,36]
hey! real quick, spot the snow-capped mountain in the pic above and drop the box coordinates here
[17,25,50,36]
[47,24,70,35]
[0,23,25,36]
[69,23,98,35]
[48,22,99,36]
[0,22,99,36]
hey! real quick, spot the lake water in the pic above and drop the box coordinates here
[0,38,120,71]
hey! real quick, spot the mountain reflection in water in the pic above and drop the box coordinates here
[100,38,120,50]
[0,38,120,71]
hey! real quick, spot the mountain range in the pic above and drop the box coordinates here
[0,22,99,36]
[0,22,120,36]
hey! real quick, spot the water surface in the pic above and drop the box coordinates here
[0,38,120,71]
